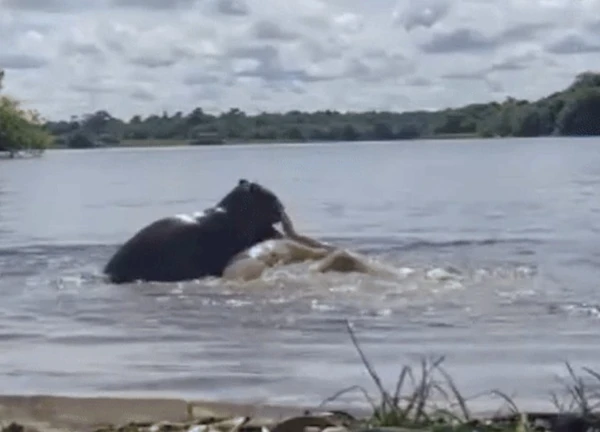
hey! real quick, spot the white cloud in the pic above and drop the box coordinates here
[0,0,598,121]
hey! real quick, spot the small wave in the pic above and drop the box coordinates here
[360,237,542,254]
[310,300,337,312]
[0,242,116,257]
[551,302,600,319]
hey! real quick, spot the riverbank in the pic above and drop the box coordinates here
[2,323,599,432]
[0,389,594,432]
[0,395,325,432]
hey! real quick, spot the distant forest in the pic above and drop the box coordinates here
[4,71,600,153]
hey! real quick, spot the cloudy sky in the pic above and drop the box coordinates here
[0,0,599,121]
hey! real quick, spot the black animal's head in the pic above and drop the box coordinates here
[218,179,285,228]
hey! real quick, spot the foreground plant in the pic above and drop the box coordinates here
[317,320,600,432]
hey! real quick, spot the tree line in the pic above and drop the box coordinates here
[2,70,600,153]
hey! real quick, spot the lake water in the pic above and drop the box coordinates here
[1,137,600,413]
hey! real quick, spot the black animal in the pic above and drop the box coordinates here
[103,179,287,284]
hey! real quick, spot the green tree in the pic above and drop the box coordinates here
[66,131,96,148]
[37,70,600,146]
[556,89,600,136]
[284,126,305,141]
[341,124,359,141]
[372,122,394,140]
[512,106,542,137]
[0,70,52,157]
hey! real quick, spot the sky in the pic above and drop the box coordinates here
[0,0,599,122]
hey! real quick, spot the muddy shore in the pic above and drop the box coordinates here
[0,395,366,432]
[0,394,596,432]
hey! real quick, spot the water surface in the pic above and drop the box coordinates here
[1,137,600,412]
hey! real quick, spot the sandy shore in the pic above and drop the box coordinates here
[0,395,367,432]
[0,393,594,432]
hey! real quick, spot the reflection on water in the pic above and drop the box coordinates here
[1,138,600,412]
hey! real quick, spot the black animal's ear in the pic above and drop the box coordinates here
[238,179,249,186]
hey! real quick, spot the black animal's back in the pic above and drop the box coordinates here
[104,214,242,283]
[103,179,286,284]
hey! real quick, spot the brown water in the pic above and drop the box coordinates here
[1,138,600,412]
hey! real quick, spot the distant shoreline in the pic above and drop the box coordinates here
[120,133,482,147]
[50,134,596,151]
[50,133,493,151]
[6,135,594,158]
